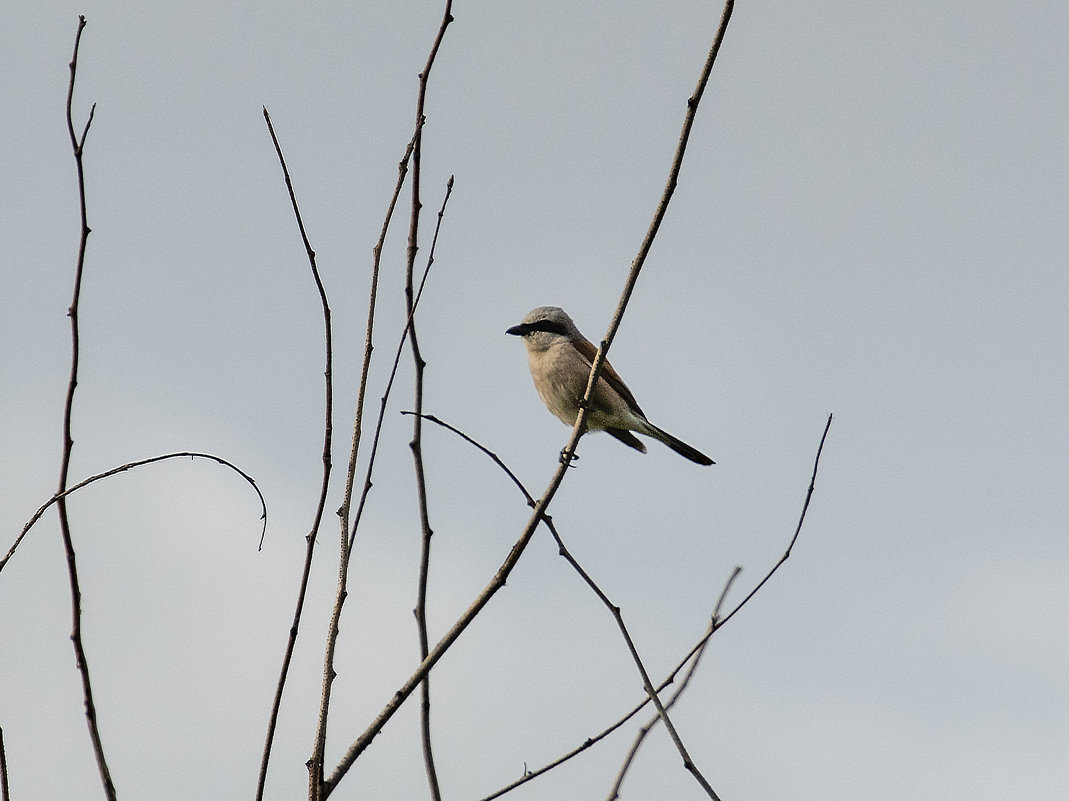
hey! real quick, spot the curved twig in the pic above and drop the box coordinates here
[257,107,334,801]
[3,452,267,576]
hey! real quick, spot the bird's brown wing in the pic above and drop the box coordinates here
[570,336,645,418]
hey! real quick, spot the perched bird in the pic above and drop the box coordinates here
[506,306,714,465]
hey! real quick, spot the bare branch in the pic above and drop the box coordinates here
[401,412,535,507]
[407,170,456,801]
[411,410,829,800]
[3,452,266,575]
[257,107,334,801]
[546,531,721,799]
[312,4,454,796]
[308,128,417,801]
[565,0,736,468]
[715,413,833,630]
[321,437,576,797]
[57,17,118,799]
[607,567,741,800]
[409,413,723,798]
[508,3,739,795]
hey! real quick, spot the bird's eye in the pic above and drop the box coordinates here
[532,320,568,336]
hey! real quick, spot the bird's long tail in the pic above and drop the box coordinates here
[645,423,715,466]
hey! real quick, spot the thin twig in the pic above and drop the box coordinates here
[400,413,534,507]
[346,175,453,555]
[309,129,419,801]
[607,567,741,800]
[312,6,455,797]
[545,531,721,800]
[257,107,334,801]
[310,177,453,799]
[405,411,735,801]
[3,452,266,575]
[714,413,833,630]
[565,0,736,471]
[57,17,117,800]
[407,72,454,799]
[321,461,574,798]
[411,411,829,799]
[335,133,415,532]
[477,622,709,801]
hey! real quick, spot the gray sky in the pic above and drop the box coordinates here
[2,1,1067,799]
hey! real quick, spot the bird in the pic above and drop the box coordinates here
[506,306,714,465]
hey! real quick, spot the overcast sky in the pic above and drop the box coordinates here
[2,1,1067,799]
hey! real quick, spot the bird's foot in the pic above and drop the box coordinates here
[559,447,579,467]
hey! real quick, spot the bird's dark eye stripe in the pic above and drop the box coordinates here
[528,320,569,336]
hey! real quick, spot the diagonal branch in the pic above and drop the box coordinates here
[546,532,722,799]
[714,413,833,630]
[321,425,576,798]
[565,0,735,468]
[548,3,737,794]
[257,107,334,801]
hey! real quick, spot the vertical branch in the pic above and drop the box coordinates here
[57,17,117,801]
[410,182,453,801]
[257,107,334,801]
[310,6,454,799]
[308,131,418,801]
[405,4,453,800]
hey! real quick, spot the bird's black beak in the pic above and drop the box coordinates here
[506,323,532,336]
